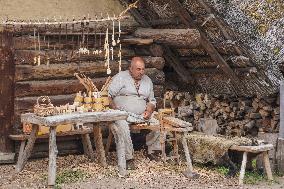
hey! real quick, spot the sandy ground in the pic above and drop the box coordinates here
[0,150,283,189]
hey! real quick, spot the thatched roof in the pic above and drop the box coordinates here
[121,0,284,97]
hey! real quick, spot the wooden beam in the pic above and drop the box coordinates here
[148,17,181,26]
[121,38,153,45]
[134,28,200,47]
[169,0,245,94]
[120,0,194,84]
[196,0,242,55]
[0,31,14,152]
[188,67,257,74]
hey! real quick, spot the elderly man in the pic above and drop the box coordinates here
[108,57,161,169]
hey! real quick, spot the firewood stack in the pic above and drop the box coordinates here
[165,91,279,137]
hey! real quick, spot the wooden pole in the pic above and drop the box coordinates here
[277,81,284,172]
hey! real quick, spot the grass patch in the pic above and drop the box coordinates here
[244,171,265,185]
[54,169,91,189]
[215,166,230,176]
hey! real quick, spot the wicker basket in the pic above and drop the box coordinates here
[34,96,55,117]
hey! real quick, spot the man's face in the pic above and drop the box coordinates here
[130,60,145,80]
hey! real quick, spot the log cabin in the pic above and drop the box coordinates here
[0,0,283,170]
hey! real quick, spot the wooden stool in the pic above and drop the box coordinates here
[230,144,274,185]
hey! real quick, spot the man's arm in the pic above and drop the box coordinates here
[143,80,156,119]
[109,97,117,109]
[108,73,122,109]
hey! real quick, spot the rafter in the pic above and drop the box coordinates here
[169,0,245,94]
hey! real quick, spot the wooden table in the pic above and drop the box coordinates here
[17,110,128,188]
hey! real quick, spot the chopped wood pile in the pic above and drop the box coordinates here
[164,91,280,137]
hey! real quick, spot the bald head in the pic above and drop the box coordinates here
[129,57,145,81]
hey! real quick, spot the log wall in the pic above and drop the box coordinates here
[12,25,166,133]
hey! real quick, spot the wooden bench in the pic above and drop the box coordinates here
[106,109,199,178]
[9,128,95,161]
[230,144,274,185]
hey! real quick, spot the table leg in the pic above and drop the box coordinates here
[48,126,58,187]
[263,151,273,180]
[16,124,39,172]
[93,123,107,167]
[181,133,199,179]
[81,134,95,161]
[239,152,248,185]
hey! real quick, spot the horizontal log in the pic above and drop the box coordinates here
[7,19,139,34]
[15,59,165,81]
[14,34,134,50]
[15,88,165,114]
[14,48,135,65]
[15,77,164,97]
[15,94,75,113]
[121,38,153,45]
[134,28,200,47]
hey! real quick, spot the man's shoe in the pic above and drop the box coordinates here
[126,159,137,170]
[147,151,161,161]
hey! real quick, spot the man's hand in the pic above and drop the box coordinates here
[143,110,152,120]
[143,103,155,119]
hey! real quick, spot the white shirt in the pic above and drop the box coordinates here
[108,70,156,114]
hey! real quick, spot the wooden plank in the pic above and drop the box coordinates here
[15,62,165,82]
[169,0,245,94]
[21,111,128,127]
[230,144,274,153]
[9,128,93,141]
[134,28,200,47]
[0,31,14,152]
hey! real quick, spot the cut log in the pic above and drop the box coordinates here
[134,28,200,47]
[15,61,165,82]
[15,78,164,98]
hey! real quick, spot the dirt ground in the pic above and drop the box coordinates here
[0,150,283,189]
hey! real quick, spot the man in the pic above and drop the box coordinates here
[108,57,161,170]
